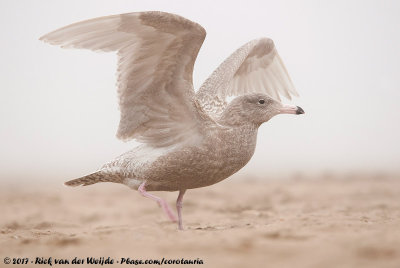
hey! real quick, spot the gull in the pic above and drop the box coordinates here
[40,11,304,230]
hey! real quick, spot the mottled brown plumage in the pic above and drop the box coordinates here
[41,11,304,230]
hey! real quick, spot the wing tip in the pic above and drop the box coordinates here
[38,32,61,46]
[38,34,50,43]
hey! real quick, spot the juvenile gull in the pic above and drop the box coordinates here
[40,11,304,230]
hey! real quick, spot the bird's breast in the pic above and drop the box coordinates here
[216,126,258,174]
[142,125,258,191]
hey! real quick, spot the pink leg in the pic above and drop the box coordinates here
[138,182,177,222]
[176,190,186,230]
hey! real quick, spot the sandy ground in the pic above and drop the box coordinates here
[1,177,400,268]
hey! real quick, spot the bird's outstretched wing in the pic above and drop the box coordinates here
[40,11,207,147]
[196,38,298,119]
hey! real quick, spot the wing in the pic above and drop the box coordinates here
[196,38,298,119]
[40,11,207,147]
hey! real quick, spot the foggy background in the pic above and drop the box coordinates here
[1,0,399,184]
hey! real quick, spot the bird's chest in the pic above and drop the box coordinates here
[144,126,258,191]
[185,126,258,187]
[215,127,258,176]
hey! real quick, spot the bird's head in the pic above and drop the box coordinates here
[219,93,304,126]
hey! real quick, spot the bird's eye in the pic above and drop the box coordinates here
[258,99,265,104]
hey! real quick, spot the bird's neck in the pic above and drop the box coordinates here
[217,112,259,148]
[213,118,259,178]
[218,107,260,129]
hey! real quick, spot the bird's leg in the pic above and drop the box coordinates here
[176,189,186,230]
[138,182,177,222]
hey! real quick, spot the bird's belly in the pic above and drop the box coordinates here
[143,142,255,191]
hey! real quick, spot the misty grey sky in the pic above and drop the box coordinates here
[1,0,399,183]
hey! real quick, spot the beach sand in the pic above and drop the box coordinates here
[1,176,400,267]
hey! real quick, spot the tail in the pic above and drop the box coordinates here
[64,171,125,187]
